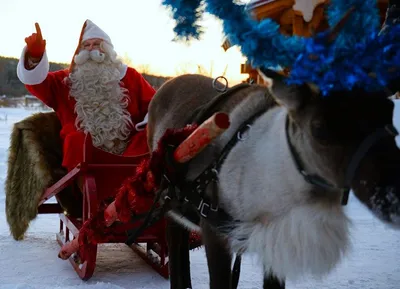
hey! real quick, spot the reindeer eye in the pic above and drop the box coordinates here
[311,120,331,142]
[312,120,322,129]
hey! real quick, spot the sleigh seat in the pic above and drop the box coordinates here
[5,111,171,280]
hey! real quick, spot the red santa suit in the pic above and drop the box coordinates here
[17,20,155,171]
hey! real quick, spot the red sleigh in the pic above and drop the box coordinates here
[28,111,230,281]
[36,133,170,280]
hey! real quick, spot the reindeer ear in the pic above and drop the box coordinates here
[258,66,308,111]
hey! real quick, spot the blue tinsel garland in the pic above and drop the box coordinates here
[162,0,400,94]
[163,0,305,68]
[287,25,400,95]
[162,0,204,41]
[326,0,380,48]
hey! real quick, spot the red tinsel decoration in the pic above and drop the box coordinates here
[114,123,199,219]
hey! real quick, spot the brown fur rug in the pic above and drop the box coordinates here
[5,111,81,240]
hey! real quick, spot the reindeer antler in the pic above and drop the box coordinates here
[327,6,356,43]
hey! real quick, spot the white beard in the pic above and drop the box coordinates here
[67,50,132,155]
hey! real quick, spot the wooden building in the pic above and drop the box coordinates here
[222,0,389,84]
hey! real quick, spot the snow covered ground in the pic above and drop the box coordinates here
[0,107,399,289]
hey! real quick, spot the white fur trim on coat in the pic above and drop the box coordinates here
[119,64,127,80]
[135,112,148,131]
[17,46,49,85]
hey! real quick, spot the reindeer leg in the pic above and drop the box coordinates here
[167,220,192,289]
[178,226,192,288]
[202,220,232,289]
[263,271,285,289]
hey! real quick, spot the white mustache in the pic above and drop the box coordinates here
[74,49,106,65]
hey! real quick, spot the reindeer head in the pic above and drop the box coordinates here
[259,67,400,228]
[257,4,400,227]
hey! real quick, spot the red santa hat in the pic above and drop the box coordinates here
[69,19,113,72]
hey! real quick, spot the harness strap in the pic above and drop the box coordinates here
[125,177,168,246]
[190,82,251,125]
[285,115,399,206]
[342,124,399,202]
[284,116,350,201]
[125,82,262,247]
[181,109,266,226]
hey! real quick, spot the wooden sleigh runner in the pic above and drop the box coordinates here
[5,109,230,281]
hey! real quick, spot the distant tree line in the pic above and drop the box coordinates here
[0,56,171,97]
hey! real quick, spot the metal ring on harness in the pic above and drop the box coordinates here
[213,76,228,93]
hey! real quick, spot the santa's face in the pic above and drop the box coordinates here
[67,41,132,155]
[81,38,104,52]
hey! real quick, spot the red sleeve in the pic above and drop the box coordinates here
[25,69,69,110]
[128,67,156,120]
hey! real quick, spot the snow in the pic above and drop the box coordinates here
[0,107,399,289]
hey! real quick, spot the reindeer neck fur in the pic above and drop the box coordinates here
[214,94,351,281]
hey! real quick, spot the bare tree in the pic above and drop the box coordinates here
[120,53,134,67]
[136,64,151,74]
[196,64,209,76]
[175,62,196,75]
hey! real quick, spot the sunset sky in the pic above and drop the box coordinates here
[1,0,251,84]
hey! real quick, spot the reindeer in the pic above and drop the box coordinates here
[145,10,400,289]
[146,68,400,289]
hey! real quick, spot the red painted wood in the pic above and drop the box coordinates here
[38,134,171,280]
[174,112,230,163]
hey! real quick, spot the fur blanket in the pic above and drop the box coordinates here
[5,112,81,240]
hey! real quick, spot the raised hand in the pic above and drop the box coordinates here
[25,23,46,59]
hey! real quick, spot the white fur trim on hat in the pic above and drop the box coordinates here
[17,46,49,85]
[81,20,113,46]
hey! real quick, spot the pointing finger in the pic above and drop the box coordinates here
[35,22,43,40]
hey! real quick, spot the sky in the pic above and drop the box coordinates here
[0,0,251,84]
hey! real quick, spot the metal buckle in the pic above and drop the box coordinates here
[200,202,210,218]
[197,199,204,211]
[163,174,171,183]
[210,203,219,212]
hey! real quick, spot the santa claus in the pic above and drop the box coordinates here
[17,20,155,171]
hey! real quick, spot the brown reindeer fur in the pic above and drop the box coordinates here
[147,73,400,288]
[5,112,81,240]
